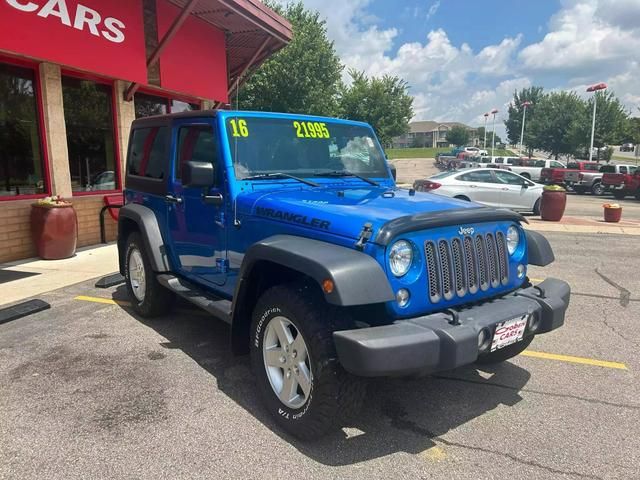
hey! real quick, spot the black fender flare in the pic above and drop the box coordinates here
[525,230,555,266]
[117,203,170,273]
[234,235,395,308]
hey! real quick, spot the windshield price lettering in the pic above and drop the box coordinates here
[229,119,249,137]
[293,121,330,139]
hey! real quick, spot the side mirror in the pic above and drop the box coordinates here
[389,164,397,181]
[182,161,215,188]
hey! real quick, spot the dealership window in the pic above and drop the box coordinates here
[62,76,117,193]
[134,92,200,119]
[0,63,45,197]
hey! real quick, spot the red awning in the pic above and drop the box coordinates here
[126,0,292,101]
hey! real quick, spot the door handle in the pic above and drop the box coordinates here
[501,187,509,191]
[470,184,477,188]
[165,195,183,204]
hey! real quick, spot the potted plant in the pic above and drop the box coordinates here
[603,203,622,223]
[540,185,567,222]
[30,196,78,260]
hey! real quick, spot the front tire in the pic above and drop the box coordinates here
[476,336,534,364]
[124,232,174,317]
[533,198,541,216]
[250,282,365,440]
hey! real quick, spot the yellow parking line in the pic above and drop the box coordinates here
[529,278,545,283]
[522,350,627,370]
[74,295,130,306]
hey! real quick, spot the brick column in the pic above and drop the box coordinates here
[39,63,72,197]
[114,81,136,181]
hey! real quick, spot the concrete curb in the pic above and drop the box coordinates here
[524,222,640,236]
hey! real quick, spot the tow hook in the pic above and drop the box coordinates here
[355,222,374,250]
[446,308,460,326]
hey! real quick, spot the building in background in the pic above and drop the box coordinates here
[392,121,479,149]
[0,0,291,263]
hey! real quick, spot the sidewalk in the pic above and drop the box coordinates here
[0,244,118,307]
[525,215,640,236]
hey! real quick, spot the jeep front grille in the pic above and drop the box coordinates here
[425,232,509,303]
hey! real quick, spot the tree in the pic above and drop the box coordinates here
[339,70,414,147]
[625,116,640,145]
[528,91,586,158]
[238,2,343,116]
[445,125,470,146]
[504,86,545,154]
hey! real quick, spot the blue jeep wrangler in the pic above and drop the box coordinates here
[118,110,570,439]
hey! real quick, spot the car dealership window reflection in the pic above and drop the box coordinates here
[0,63,45,197]
[134,92,199,119]
[62,76,117,192]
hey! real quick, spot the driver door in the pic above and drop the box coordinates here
[165,120,227,287]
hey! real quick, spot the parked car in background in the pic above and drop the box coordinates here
[540,160,598,185]
[565,164,637,195]
[464,146,488,156]
[415,168,542,214]
[620,143,635,152]
[602,168,640,199]
[504,158,565,182]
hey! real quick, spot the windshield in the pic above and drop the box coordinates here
[225,116,389,180]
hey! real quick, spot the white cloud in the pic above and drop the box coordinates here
[426,1,440,21]
[270,0,640,135]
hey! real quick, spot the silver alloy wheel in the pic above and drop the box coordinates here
[128,248,146,302]
[262,316,312,409]
[592,182,604,195]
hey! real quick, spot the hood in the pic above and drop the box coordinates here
[238,185,481,241]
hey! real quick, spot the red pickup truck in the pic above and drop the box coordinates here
[540,161,599,185]
[602,167,640,199]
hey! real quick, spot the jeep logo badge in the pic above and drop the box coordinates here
[458,226,475,236]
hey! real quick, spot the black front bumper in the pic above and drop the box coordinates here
[333,278,570,377]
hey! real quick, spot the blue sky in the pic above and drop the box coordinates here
[274,0,640,138]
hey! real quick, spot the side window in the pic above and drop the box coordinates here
[175,124,217,181]
[458,170,496,183]
[534,160,546,167]
[551,161,564,168]
[494,170,524,185]
[495,157,504,164]
[128,127,168,179]
[619,166,627,174]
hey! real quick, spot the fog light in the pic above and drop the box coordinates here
[396,289,410,307]
[528,314,541,332]
[517,264,526,278]
[478,328,491,352]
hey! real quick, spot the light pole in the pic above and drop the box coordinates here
[586,82,607,161]
[483,112,489,148]
[490,108,498,158]
[519,101,532,156]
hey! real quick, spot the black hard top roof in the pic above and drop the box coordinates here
[132,109,218,128]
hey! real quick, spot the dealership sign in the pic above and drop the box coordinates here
[0,0,147,83]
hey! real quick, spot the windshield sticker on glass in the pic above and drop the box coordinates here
[293,121,330,139]
[229,119,249,137]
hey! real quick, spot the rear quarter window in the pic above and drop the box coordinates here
[128,127,169,179]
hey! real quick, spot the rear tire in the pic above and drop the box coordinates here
[476,336,534,365]
[250,282,366,440]
[591,182,604,196]
[124,232,174,317]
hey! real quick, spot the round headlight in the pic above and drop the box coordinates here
[506,226,520,255]
[389,240,413,277]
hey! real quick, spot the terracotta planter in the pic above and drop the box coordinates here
[30,204,78,260]
[603,206,622,223]
[540,190,567,221]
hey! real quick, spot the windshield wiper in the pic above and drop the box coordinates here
[242,173,319,187]
[314,170,380,186]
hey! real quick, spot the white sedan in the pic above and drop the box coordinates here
[415,168,543,214]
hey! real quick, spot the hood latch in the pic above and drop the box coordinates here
[355,222,374,250]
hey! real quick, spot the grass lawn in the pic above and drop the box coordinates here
[612,155,640,163]
[385,147,516,159]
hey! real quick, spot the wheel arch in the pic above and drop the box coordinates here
[230,235,394,354]
[118,204,170,275]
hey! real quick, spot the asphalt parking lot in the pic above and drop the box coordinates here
[1,230,639,479]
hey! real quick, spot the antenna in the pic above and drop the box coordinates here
[233,76,241,228]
